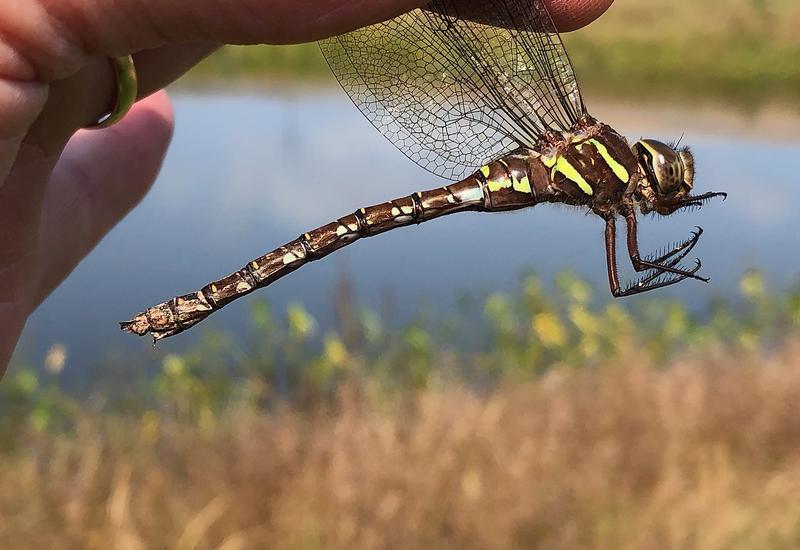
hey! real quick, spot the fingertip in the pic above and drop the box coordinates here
[88,90,175,201]
[138,90,175,125]
[116,90,175,151]
[547,0,614,32]
[60,89,177,228]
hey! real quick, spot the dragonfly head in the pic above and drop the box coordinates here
[634,139,694,197]
[634,139,700,214]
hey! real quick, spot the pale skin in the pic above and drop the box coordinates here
[0,0,613,377]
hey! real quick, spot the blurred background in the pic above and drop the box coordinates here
[3,0,800,547]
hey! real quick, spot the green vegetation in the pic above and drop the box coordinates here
[186,0,800,107]
[4,271,800,547]
[5,270,799,431]
[564,0,800,107]
[190,43,333,85]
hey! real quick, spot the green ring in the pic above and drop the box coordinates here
[88,55,138,129]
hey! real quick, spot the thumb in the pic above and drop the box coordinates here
[55,0,612,56]
[35,91,174,303]
[55,0,427,53]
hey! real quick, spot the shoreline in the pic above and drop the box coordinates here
[169,80,800,142]
[590,101,800,143]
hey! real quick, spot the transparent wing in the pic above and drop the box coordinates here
[319,0,585,181]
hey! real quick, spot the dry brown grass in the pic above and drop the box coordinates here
[4,344,800,549]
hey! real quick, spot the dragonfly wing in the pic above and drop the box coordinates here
[320,0,586,181]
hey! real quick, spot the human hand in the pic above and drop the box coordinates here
[0,0,613,377]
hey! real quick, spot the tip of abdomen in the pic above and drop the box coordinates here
[120,315,151,336]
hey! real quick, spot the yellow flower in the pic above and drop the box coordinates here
[739,270,765,300]
[533,312,567,348]
[323,336,349,367]
[288,304,317,339]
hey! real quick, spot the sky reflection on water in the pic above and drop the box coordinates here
[16,92,800,367]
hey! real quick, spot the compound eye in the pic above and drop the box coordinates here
[635,139,685,196]
[654,157,684,194]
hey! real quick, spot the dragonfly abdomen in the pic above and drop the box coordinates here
[121,170,544,342]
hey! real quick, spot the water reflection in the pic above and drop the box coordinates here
[17,92,800,366]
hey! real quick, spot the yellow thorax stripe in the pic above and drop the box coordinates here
[552,156,593,196]
[588,139,630,182]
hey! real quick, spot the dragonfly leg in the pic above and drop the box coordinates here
[605,214,706,298]
[604,216,623,296]
[624,210,708,282]
[621,239,705,296]
[643,227,703,266]
[616,260,704,297]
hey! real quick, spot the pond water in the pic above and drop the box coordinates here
[13,92,800,368]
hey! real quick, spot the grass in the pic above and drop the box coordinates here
[563,0,800,107]
[185,0,800,107]
[4,345,800,548]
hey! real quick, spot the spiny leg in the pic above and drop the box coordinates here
[618,261,704,297]
[643,227,703,266]
[627,190,726,287]
[624,210,708,282]
[629,230,704,290]
[604,216,704,298]
[604,216,623,296]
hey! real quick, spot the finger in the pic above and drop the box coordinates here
[0,78,49,188]
[55,0,426,53]
[132,42,221,98]
[31,42,218,154]
[0,315,25,379]
[35,91,174,303]
[61,0,609,52]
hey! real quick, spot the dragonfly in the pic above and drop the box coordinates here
[122,0,726,342]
